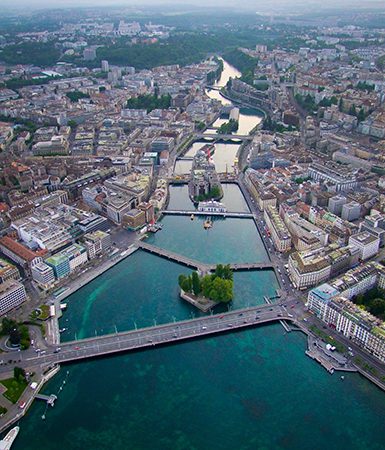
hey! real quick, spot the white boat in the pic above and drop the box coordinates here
[0,426,20,450]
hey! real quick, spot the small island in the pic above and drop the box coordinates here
[178,264,234,312]
[216,119,239,134]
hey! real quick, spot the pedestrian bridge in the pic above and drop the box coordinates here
[29,304,295,368]
[136,241,274,273]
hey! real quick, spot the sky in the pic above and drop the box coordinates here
[1,0,385,9]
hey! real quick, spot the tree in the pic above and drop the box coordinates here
[349,104,357,117]
[9,327,21,347]
[178,274,192,293]
[68,120,78,129]
[339,98,344,112]
[201,274,214,298]
[191,271,201,296]
[14,367,26,382]
[357,108,366,122]
[1,318,18,335]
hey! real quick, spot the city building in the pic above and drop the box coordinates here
[83,230,112,260]
[307,284,385,363]
[328,195,347,216]
[0,259,20,284]
[348,232,380,260]
[31,262,55,289]
[122,209,146,230]
[60,244,88,272]
[308,162,358,192]
[264,205,291,252]
[45,254,71,280]
[0,237,46,270]
[359,211,385,247]
[0,280,27,316]
[341,202,361,222]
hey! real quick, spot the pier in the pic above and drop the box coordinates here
[137,241,275,272]
[35,394,57,406]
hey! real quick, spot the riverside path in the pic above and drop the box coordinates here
[15,304,294,371]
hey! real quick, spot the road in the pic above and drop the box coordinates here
[0,303,293,374]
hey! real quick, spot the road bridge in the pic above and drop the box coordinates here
[24,304,295,368]
[195,133,253,142]
[162,210,254,218]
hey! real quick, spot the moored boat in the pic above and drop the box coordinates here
[0,426,20,450]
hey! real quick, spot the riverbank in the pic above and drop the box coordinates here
[46,244,140,345]
[0,365,60,434]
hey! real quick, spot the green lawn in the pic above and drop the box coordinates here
[0,378,28,404]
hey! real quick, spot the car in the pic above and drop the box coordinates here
[147,339,153,343]
[277,313,282,317]
[269,308,273,311]
[19,401,26,409]
[238,313,243,316]
[202,326,207,330]
[255,316,260,320]
[219,315,224,319]
[74,346,80,350]
[227,323,233,327]
[243,320,248,324]
[303,318,308,322]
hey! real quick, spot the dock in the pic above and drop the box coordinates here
[35,394,57,406]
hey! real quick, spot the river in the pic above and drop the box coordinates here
[11,184,385,450]
[174,58,262,176]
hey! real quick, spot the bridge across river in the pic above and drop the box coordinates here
[162,210,254,218]
[24,304,294,368]
[195,133,253,142]
[137,241,274,272]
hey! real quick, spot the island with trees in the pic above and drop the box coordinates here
[178,265,234,312]
[217,119,239,135]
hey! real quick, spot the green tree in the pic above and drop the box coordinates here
[13,367,26,382]
[191,271,201,296]
[339,98,344,112]
[68,120,78,129]
[1,318,18,335]
[9,327,21,346]
[349,104,357,117]
[357,108,366,122]
[201,274,213,298]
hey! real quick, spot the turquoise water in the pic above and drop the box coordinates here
[59,251,278,342]
[15,326,385,450]
[146,216,268,264]
[167,184,249,213]
[178,141,240,174]
[10,181,385,450]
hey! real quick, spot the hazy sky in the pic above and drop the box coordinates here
[2,0,385,9]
